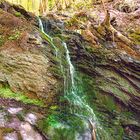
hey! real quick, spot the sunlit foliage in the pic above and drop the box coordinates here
[7,0,40,14]
[7,0,94,15]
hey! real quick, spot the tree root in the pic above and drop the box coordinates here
[88,119,96,140]
[101,10,134,46]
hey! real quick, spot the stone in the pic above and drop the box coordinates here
[8,108,23,115]
[25,113,37,125]
[0,111,6,127]
[0,7,59,103]
[20,122,42,140]
[3,132,18,140]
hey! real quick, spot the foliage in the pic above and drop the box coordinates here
[38,112,86,140]
[14,12,22,17]
[7,0,40,15]
[0,86,44,106]
[7,0,93,14]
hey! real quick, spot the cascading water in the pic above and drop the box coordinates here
[38,17,110,140]
[63,42,97,117]
[38,17,58,56]
[62,42,107,140]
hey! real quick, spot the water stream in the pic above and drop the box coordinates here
[38,17,109,140]
[38,17,58,56]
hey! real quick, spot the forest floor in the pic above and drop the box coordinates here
[43,0,140,61]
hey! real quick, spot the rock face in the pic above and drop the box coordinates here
[0,3,62,139]
[0,107,44,140]
[71,39,140,113]
[66,20,140,140]
[0,3,59,103]
[70,37,140,139]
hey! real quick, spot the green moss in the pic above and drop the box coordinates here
[38,113,85,140]
[98,68,138,97]
[14,12,22,17]
[129,30,140,45]
[0,127,15,136]
[120,111,133,118]
[0,87,45,106]
[8,30,21,40]
[49,66,63,78]
[55,34,71,41]
[107,126,124,140]
[100,83,130,102]
[102,96,116,112]
[130,34,140,44]
[40,31,52,45]
[66,17,78,27]
[16,113,25,121]
[0,35,5,46]
[85,45,114,64]
[37,114,60,136]
[40,30,60,56]
[50,105,58,111]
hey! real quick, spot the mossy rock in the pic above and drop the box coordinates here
[0,86,45,107]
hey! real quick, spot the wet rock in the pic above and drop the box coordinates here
[20,122,42,140]
[8,108,23,115]
[77,130,92,140]
[44,13,140,139]
[6,118,21,130]
[39,17,64,34]
[0,7,59,102]
[0,51,57,99]
[0,107,44,140]
[0,111,7,127]
[3,132,18,140]
[25,113,37,125]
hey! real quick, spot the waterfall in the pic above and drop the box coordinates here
[63,42,75,87]
[38,17,58,56]
[63,42,105,140]
[63,42,96,116]
[38,18,109,140]
[38,17,44,32]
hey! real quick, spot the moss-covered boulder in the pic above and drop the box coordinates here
[0,3,60,106]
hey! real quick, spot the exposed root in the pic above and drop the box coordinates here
[101,10,134,46]
[88,119,96,140]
